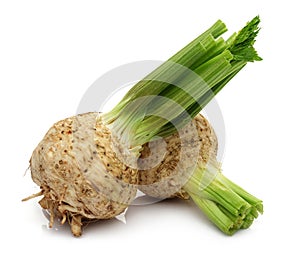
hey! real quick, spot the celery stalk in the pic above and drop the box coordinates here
[101,16,263,235]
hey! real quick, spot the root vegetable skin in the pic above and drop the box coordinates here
[26,112,218,236]
[138,114,218,199]
[28,112,138,236]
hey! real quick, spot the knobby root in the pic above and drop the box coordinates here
[23,189,84,237]
[22,191,43,202]
[71,215,82,237]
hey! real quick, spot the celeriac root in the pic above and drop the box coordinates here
[25,112,138,236]
[138,114,218,198]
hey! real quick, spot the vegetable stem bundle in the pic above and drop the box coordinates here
[111,16,263,234]
[103,16,261,149]
[185,166,263,234]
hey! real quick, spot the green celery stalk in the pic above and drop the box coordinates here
[103,16,262,149]
[101,16,263,235]
[184,166,263,235]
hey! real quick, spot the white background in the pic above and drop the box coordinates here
[1,0,299,262]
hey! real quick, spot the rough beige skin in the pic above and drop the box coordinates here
[138,114,218,199]
[27,112,138,236]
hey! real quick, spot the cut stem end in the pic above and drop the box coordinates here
[184,167,263,235]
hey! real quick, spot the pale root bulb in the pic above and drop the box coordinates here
[138,114,218,199]
[28,112,138,236]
